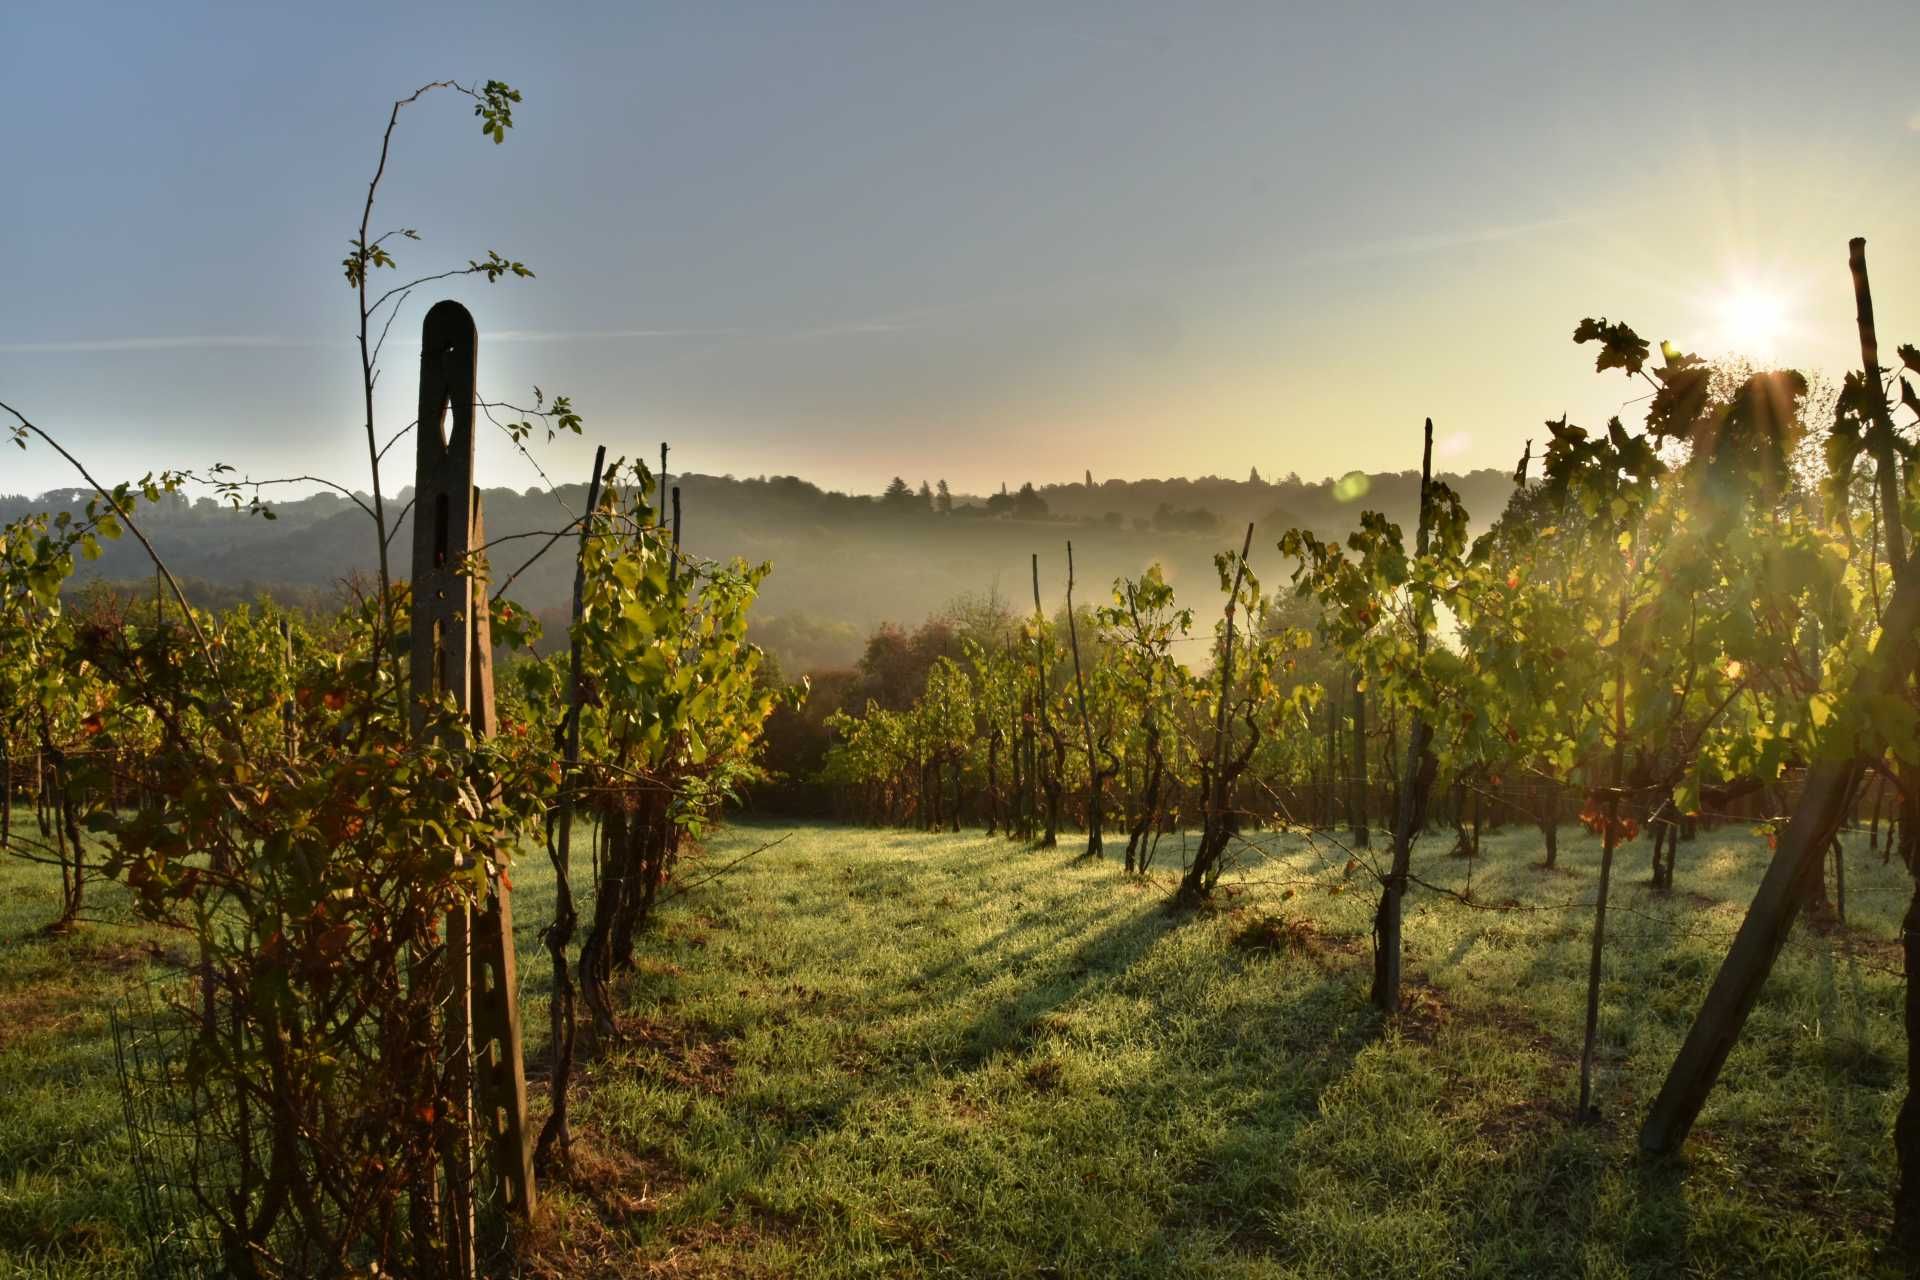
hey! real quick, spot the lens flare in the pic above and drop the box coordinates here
[1333,471,1371,502]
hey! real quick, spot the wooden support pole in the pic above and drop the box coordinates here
[1850,238,1906,578]
[408,300,536,1245]
[1638,590,1915,1151]
[466,490,536,1219]
[1065,541,1101,859]
[1642,240,1920,1155]
[1579,583,1631,1118]
[536,444,605,1172]
[1032,554,1057,848]
[279,618,297,762]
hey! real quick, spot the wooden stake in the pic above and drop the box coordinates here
[1850,238,1906,578]
[1350,669,1368,847]
[1579,581,1630,1118]
[466,491,536,1219]
[536,444,605,1172]
[1064,542,1101,859]
[407,301,536,1243]
[1641,237,1920,1154]
[1032,554,1058,848]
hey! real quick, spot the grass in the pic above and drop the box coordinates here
[0,818,1913,1277]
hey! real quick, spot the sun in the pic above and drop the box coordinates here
[1711,282,1790,360]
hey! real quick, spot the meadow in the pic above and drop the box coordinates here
[0,819,1909,1278]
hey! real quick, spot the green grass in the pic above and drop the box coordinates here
[1,820,1912,1277]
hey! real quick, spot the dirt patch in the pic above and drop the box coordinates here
[558,1126,688,1222]
[1393,977,1571,1066]
[1230,913,1313,954]
[1024,1058,1065,1092]
[1396,982,1454,1042]
[0,938,179,1043]
[1692,1120,1886,1239]
[945,1084,990,1123]
[1229,912,1356,958]
[632,958,687,981]
[70,937,177,970]
[0,986,86,1043]
[520,1127,805,1279]
[1475,1095,1570,1146]
[614,1013,738,1096]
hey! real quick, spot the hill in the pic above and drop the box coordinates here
[3,464,1518,673]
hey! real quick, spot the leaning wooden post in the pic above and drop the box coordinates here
[409,300,538,1241]
[1639,240,1920,1156]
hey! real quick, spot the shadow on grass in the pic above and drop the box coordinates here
[952,895,1179,1070]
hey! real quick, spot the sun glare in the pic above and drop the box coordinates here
[1712,282,1790,359]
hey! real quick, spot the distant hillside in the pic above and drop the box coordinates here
[4,466,1517,673]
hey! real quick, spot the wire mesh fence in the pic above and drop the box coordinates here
[109,967,513,1278]
[111,975,225,1278]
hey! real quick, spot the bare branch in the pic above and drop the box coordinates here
[3,402,221,678]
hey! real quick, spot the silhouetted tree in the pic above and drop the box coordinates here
[1013,483,1049,519]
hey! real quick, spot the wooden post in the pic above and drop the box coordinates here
[1350,669,1368,848]
[409,300,537,1240]
[466,491,536,1220]
[1065,542,1101,859]
[1579,583,1631,1118]
[1325,691,1338,829]
[1638,586,1916,1153]
[279,618,297,761]
[1850,238,1906,578]
[535,445,605,1172]
[1032,554,1057,847]
[1640,241,1920,1154]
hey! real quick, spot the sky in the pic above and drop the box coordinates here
[6,1,1920,501]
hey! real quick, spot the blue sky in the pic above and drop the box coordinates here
[6,1,1920,498]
